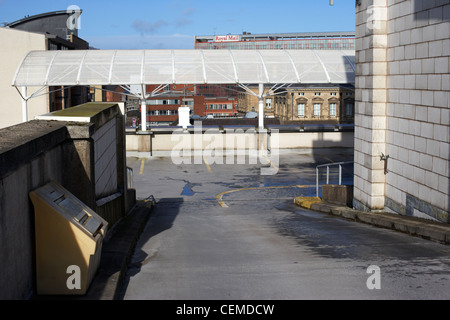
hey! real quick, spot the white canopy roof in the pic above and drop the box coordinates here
[13,49,355,87]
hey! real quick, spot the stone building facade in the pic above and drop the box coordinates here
[354,0,449,222]
[237,85,355,123]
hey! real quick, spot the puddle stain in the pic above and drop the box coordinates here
[181,181,202,196]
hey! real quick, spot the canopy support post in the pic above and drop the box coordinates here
[258,83,265,131]
[140,85,147,132]
[21,86,28,123]
[140,99,147,132]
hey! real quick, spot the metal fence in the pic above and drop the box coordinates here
[316,161,354,198]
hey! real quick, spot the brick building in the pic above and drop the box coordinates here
[139,94,205,126]
[204,98,238,118]
[195,32,355,50]
[196,32,356,124]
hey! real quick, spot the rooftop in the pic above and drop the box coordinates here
[5,10,82,28]
[195,31,356,42]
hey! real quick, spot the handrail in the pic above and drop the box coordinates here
[316,161,354,168]
[316,161,353,197]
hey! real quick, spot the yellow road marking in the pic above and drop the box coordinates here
[261,154,280,173]
[218,201,229,208]
[216,185,313,208]
[203,156,213,175]
[139,158,146,175]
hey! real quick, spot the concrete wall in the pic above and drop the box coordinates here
[93,118,118,198]
[354,0,449,222]
[0,122,67,299]
[0,27,48,129]
[0,103,134,299]
[126,130,355,153]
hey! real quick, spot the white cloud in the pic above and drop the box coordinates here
[175,17,193,28]
[132,19,169,35]
[181,7,196,16]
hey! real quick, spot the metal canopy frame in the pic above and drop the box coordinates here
[12,49,355,130]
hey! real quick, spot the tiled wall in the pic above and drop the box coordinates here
[354,0,449,222]
[354,0,389,211]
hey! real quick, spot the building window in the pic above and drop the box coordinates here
[346,92,353,96]
[330,103,337,117]
[314,92,321,96]
[330,92,337,96]
[314,104,321,117]
[345,103,353,116]
[266,98,272,109]
[49,42,58,51]
[297,104,305,117]
[298,92,305,96]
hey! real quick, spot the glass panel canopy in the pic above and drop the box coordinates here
[13,49,355,87]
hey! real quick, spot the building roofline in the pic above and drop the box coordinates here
[6,9,82,28]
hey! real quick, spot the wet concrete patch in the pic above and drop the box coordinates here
[272,200,450,261]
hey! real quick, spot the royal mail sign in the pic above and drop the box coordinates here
[214,35,240,42]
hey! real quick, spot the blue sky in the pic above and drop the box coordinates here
[0,0,355,49]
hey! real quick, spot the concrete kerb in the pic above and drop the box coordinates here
[82,198,154,300]
[295,197,450,246]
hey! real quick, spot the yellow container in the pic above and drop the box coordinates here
[29,181,108,295]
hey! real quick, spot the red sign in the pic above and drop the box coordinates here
[214,35,240,42]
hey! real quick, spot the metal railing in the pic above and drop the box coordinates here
[316,161,353,197]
